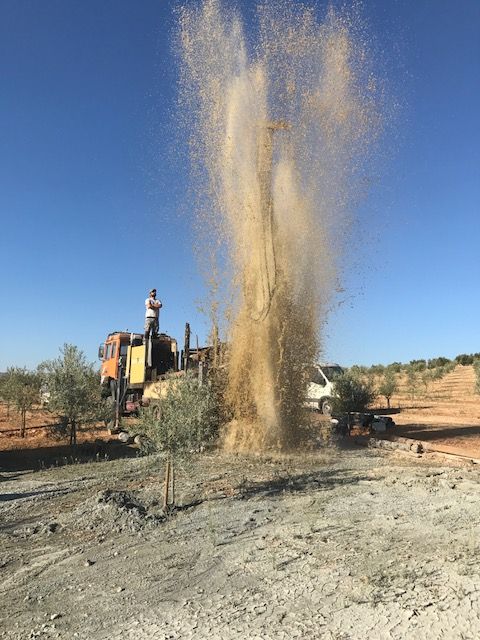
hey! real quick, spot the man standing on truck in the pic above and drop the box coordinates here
[144,288,162,340]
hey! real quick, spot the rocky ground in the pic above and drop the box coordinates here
[1,445,480,639]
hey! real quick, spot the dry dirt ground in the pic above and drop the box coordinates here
[1,365,480,639]
[2,447,480,638]
[377,364,480,458]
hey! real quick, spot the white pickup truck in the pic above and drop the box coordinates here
[305,363,344,415]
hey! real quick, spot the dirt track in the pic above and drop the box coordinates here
[2,446,480,640]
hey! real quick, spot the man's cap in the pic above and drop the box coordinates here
[149,288,156,294]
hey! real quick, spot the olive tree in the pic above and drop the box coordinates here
[420,368,435,396]
[378,369,398,408]
[405,367,419,402]
[138,372,221,455]
[138,372,224,510]
[0,372,12,417]
[331,370,376,414]
[474,359,480,395]
[2,367,41,437]
[40,344,100,446]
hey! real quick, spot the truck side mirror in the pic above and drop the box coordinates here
[98,344,105,360]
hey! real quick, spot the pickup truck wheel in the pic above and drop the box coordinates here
[320,398,333,415]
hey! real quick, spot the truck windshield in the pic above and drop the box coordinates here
[321,366,343,381]
[309,367,325,385]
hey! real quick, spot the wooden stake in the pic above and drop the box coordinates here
[163,457,175,511]
[163,458,171,511]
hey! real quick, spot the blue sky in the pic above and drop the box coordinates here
[0,0,478,370]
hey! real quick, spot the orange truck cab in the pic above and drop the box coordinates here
[98,332,139,386]
[98,332,178,413]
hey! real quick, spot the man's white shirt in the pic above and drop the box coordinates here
[145,297,161,318]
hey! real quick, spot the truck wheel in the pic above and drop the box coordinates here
[320,398,333,415]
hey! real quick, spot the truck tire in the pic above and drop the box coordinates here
[320,398,333,416]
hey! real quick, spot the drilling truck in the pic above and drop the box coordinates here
[98,323,214,433]
[98,331,179,426]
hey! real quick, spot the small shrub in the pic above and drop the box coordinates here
[429,366,445,381]
[331,370,376,414]
[442,361,456,375]
[378,369,398,408]
[428,357,451,369]
[350,365,368,375]
[405,367,419,401]
[473,360,480,394]
[368,364,385,375]
[386,362,402,374]
[138,373,222,455]
[1,368,41,437]
[409,359,427,372]
[421,368,435,395]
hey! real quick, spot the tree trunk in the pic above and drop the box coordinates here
[21,409,26,438]
[387,397,391,409]
[70,420,77,446]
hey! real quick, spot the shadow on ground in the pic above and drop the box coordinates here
[237,467,373,499]
[0,440,139,471]
[395,423,480,442]
[369,407,402,415]
[0,487,71,502]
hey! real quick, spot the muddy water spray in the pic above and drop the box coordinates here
[179,0,381,450]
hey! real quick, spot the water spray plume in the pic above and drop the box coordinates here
[178,0,382,451]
